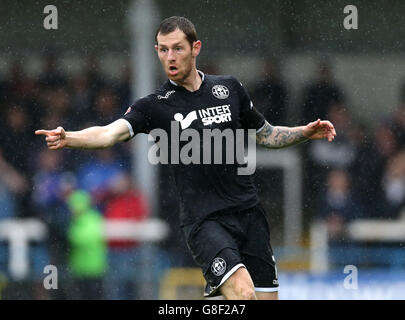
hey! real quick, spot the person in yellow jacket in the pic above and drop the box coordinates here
[67,190,107,300]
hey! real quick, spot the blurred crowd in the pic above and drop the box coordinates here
[0,54,158,299]
[250,59,405,240]
[0,54,404,298]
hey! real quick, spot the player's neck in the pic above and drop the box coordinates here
[173,68,202,92]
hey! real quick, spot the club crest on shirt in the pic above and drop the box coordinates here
[212,85,229,99]
[211,257,226,276]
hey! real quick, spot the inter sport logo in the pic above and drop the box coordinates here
[151,108,256,175]
[174,111,198,130]
[173,105,232,129]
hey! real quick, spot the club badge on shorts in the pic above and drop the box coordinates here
[211,257,226,276]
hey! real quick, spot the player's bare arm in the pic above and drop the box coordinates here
[256,119,336,149]
[35,119,131,150]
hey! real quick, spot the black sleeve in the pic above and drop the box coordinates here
[122,96,154,137]
[233,78,266,130]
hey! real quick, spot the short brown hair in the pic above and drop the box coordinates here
[155,16,197,47]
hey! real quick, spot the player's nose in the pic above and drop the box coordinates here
[167,49,176,61]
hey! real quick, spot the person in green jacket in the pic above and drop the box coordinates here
[67,190,107,299]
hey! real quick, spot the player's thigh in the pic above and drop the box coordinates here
[185,220,238,274]
[184,220,244,297]
[241,206,279,292]
[220,266,257,300]
[241,253,279,297]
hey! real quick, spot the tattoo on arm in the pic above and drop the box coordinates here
[256,121,308,149]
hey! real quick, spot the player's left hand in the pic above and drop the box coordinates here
[303,119,336,142]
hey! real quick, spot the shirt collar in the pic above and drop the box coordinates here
[169,70,205,87]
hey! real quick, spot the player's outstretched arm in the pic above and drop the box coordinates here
[35,119,131,150]
[256,119,336,149]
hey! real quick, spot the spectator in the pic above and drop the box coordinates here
[349,123,384,218]
[115,63,132,110]
[252,58,288,125]
[309,104,357,169]
[318,169,364,241]
[390,102,405,148]
[38,53,66,89]
[300,62,345,218]
[0,182,16,221]
[32,148,73,238]
[6,58,33,100]
[304,104,357,215]
[38,87,71,123]
[94,88,121,125]
[5,59,43,124]
[66,190,107,300]
[0,104,36,217]
[375,123,398,161]
[301,60,343,124]
[69,72,94,128]
[1,103,36,175]
[103,172,149,299]
[0,151,28,275]
[76,149,127,211]
[0,151,28,219]
[0,71,7,103]
[82,54,105,93]
[31,148,76,298]
[381,149,405,219]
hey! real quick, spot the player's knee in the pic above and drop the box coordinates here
[238,287,257,300]
[223,281,257,300]
[221,267,257,300]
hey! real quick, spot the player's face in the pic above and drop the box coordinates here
[155,29,201,83]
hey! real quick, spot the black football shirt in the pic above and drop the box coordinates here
[122,71,265,226]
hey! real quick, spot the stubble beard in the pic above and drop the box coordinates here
[165,56,194,85]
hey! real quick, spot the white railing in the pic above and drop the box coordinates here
[0,218,47,280]
[309,215,405,273]
[0,218,168,280]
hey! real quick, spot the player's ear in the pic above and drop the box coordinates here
[154,44,159,54]
[192,40,202,57]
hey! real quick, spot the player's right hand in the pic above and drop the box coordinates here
[35,126,67,150]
